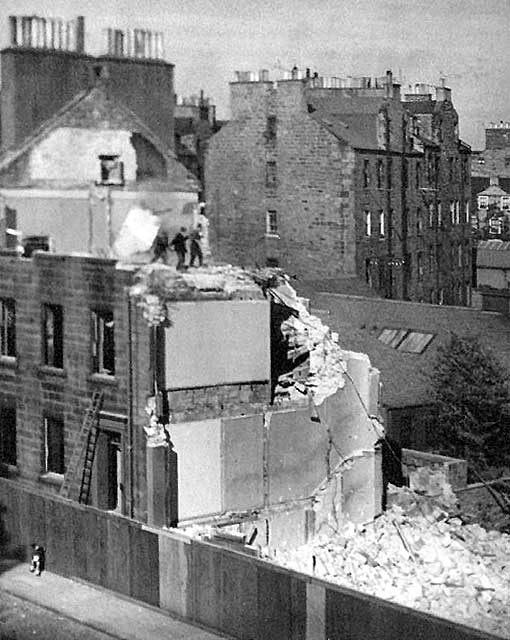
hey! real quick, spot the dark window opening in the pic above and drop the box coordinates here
[95,429,123,512]
[363,159,370,188]
[0,400,16,467]
[0,299,15,358]
[265,116,277,141]
[91,310,115,376]
[266,210,278,235]
[43,416,65,475]
[377,160,384,189]
[98,155,124,186]
[266,257,279,268]
[43,304,63,369]
[266,161,277,188]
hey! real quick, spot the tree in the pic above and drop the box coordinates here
[430,333,510,473]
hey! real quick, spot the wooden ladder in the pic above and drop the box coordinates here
[60,390,104,504]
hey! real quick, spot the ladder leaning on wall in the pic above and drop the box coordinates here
[60,390,104,504]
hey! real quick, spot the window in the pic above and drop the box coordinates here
[464,201,470,223]
[363,159,370,188]
[478,195,488,209]
[98,155,124,186]
[91,310,115,376]
[42,304,63,369]
[43,416,65,475]
[265,161,277,188]
[377,160,384,189]
[0,299,15,358]
[489,217,502,235]
[416,208,423,235]
[378,328,434,353]
[417,252,424,280]
[450,201,455,225]
[265,116,277,141]
[455,201,460,225]
[364,210,372,236]
[457,244,463,267]
[0,400,16,466]
[379,210,385,237]
[437,202,442,226]
[502,196,510,210]
[428,203,435,227]
[365,258,373,286]
[415,162,421,189]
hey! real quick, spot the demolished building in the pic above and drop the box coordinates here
[0,251,383,538]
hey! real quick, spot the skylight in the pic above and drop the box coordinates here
[378,328,435,354]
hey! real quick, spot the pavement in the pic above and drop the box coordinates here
[0,560,228,640]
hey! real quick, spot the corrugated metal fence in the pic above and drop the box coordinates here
[0,478,498,640]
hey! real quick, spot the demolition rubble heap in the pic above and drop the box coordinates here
[274,485,510,638]
[129,263,347,406]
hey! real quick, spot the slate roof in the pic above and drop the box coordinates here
[312,293,510,409]
[478,184,509,197]
[477,239,510,269]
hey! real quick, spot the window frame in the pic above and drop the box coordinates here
[364,210,372,237]
[43,415,65,476]
[0,399,16,467]
[91,309,115,377]
[0,298,16,358]
[42,304,64,369]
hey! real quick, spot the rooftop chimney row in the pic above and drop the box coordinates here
[9,15,85,53]
[105,27,164,60]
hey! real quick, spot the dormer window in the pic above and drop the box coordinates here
[98,155,124,186]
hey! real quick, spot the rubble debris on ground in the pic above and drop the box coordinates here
[271,485,510,638]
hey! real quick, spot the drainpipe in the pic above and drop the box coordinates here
[127,292,135,519]
[384,106,393,298]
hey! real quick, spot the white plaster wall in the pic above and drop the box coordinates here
[170,419,222,520]
[29,127,137,182]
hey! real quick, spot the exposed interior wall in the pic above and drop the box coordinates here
[164,300,271,389]
[29,127,138,183]
[159,350,382,528]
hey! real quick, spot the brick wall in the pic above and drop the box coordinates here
[206,79,357,279]
[0,252,152,521]
[206,80,471,303]
[167,382,269,422]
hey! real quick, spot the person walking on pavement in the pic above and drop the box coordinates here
[29,543,45,576]
[169,227,188,271]
[189,224,204,267]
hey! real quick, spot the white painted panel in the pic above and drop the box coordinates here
[170,419,222,519]
[164,300,270,388]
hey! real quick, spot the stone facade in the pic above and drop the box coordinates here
[206,72,471,305]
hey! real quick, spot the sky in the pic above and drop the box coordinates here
[1,0,509,149]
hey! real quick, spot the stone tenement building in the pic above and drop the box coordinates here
[206,69,472,305]
[174,92,224,198]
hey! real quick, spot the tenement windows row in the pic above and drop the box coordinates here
[0,300,115,376]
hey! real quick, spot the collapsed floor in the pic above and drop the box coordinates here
[270,485,510,638]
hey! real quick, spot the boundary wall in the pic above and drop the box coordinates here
[0,477,498,640]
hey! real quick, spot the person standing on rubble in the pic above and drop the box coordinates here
[152,227,170,264]
[169,227,188,271]
[189,224,204,267]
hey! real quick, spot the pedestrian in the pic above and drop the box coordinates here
[151,227,169,264]
[169,227,188,271]
[189,224,203,267]
[29,543,45,576]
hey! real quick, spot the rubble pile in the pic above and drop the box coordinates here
[129,263,264,326]
[268,278,346,405]
[273,486,510,637]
